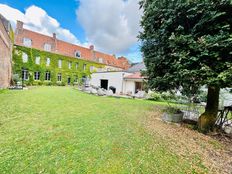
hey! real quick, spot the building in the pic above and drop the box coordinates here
[89,62,146,95]
[0,14,13,88]
[14,21,130,72]
[12,20,131,86]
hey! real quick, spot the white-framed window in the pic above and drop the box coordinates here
[98,58,103,63]
[44,43,52,51]
[90,66,94,72]
[76,63,79,69]
[74,75,78,82]
[58,59,62,68]
[34,71,40,80]
[83,64,86,71]
[35,56,40,65]
[68,62,72,69]
[57,73,62,81]
[23,38,32,47]
[22,52,28,63]
[45,71,51,81]
[75,51,81,58]
[46,58,50,66]
[22,69,29,80]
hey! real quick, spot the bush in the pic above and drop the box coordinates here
[56,81,66,86]
[13,74,20,85]
[161,91,176,101]
[32,81,43,86]
[196,91,207,103]
[73,82,79,86]
[148,92,162,101]
[148,91,177,102]
[44,81,52,86]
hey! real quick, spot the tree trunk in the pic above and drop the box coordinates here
[198,86,220,132]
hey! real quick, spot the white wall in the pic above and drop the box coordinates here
[104,65,123,72]
[96,66,123,72]
[90,72,131,94]
[123,79,144,95]
[123,80,135,95]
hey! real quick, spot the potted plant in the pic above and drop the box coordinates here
[162,105,184,123]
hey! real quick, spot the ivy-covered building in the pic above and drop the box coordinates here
[13,20,131,86]
[13,45,103,86]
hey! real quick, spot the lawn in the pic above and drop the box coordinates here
[0,87,211,173]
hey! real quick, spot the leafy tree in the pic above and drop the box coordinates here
[139,0,232,131]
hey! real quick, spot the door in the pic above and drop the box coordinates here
[100,79,108,90]
[67,77,71,85]
[135,82,142,93]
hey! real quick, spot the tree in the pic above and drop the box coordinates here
[139,0,232,131]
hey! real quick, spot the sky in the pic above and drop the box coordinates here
[0,0,143,62]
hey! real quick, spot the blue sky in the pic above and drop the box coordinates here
[0,0,142,62]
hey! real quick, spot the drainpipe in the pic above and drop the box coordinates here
[122,73,124,94]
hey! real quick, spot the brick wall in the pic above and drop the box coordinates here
[0,15,12,88]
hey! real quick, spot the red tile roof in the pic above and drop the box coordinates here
[124,72,145,79]
[14,21,131,70]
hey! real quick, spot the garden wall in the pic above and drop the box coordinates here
[0,15,13,88]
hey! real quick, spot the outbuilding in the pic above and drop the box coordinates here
[89,62,146,95]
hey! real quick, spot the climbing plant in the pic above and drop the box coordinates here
[13,45,104,86]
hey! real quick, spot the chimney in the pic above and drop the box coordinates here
[53,33,56,40]
[16,20,23,34]
[89,45,95,61]
[89,45,94,50]
[53,33,57,52]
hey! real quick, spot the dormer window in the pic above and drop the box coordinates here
[44,43,52,51]
[23,38,32,47]
[75,51,81,58]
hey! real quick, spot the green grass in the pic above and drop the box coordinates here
[0,87,206,173]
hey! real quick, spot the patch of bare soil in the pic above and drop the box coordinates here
[144,107,232,174]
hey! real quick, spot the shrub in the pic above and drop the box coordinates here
[73,82,79,86]
[148,91,177,102]
[12,74,20,85]
[44,81,52,86]
[148,92,162,101]
[161,91,176,101]
[56,82,66,86]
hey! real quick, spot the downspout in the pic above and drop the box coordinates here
[122,73,124,94]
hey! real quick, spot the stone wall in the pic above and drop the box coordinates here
[0,15,12,88]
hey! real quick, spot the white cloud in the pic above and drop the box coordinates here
[0,4,80,44]
[76,0,142,54]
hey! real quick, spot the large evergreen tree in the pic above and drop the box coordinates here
[139,0,232,131]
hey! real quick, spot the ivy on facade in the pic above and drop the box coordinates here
[13,45,104,86]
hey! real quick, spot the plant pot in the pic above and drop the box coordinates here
[162,112,184,123]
